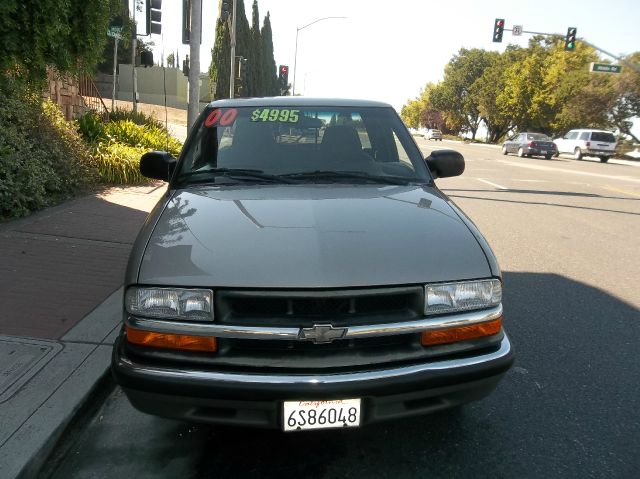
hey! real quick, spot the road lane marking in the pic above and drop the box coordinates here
[477,178,508,190]
[602,186,640,198]
[499,160,640,184]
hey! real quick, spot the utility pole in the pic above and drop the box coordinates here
[112,36,118,111]
[131,9,137,113]
[187,0,202,130]
[229,0,237,98]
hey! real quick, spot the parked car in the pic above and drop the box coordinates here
[112,97,513,431]
[553,129,617,162]
[425,129,443,141]
[502,132,557,159]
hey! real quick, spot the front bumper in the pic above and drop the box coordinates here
[112,333,514,428]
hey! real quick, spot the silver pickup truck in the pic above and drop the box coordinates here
[111,97,513,431]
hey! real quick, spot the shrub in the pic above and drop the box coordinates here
[0,79,95,220]
[90,142,148,184]
[75,109,182,185]
[76,111,106,143]
[104,120,182,157]
[109,107,163,129]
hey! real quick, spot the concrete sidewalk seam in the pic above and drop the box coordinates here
[0,343,99,449]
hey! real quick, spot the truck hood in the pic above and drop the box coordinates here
[137,184,491,288]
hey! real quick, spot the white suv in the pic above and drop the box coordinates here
[553,129,617,163]
[424,129,443,141]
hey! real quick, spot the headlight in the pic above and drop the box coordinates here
[425,279,501,315]
[125,287,214,321]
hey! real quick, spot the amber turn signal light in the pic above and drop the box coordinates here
[421,318,502,346]
[125,326,217,352]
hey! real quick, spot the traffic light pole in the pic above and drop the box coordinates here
[229,0,237,98]
[500,27,640,73]
[131,16,137,113]
[187,0,201,130]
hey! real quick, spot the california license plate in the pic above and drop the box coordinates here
[283,399,361,431]
[541,150,548,154]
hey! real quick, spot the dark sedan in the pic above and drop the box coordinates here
[502,132,557,159]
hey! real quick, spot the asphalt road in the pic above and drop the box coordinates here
[45,141,640,479]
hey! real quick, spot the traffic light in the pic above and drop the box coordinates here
[182,0,203,44]
[565,27,577,51]
[279,65,289,87]
[141,51,154,67]
[493,18,505,43]
[147,0,162,35]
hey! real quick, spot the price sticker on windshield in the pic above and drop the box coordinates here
[251,108,299,123]
[205,108,238,128]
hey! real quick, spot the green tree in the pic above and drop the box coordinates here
[400,97,423,129]
[166,52,175,69]
[210,0,250,98]
[210,16,231,99]
[0,0,118,84]
[248,0,263,97]
[261,12,279,96]
[430,48,494,139]
[470,49,513,142]
[609,52,640,142]
[538,37,606,135]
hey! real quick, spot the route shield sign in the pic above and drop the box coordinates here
[590,63,622,74]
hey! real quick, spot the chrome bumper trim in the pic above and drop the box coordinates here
[125,304,503,341]
[116,334,511,386]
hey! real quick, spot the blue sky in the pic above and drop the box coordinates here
[138,0,639,129]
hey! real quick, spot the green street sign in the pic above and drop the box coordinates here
[107,26,123,39]
[590,62,622,74]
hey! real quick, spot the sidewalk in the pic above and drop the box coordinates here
[0,185,166,478]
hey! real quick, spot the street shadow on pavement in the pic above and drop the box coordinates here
[45,272,640,479]
[445,191,640,218]
[0,194,152,339]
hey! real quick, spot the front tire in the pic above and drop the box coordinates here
[599,156,609,163]
[502,145,508,155]
[574,148,583,160]
[518,147,525,158]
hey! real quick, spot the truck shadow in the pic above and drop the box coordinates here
[193,271,640,479]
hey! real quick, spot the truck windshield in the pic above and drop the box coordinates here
[176,106,430,185]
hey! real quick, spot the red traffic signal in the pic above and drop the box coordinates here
[279,65,289,85]
[493,18,505,43]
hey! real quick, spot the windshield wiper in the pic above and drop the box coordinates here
[280,170,416,185]
[177,168,295,184]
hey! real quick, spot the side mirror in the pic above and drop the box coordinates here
[426,149,465,179]
[140,151,177,181]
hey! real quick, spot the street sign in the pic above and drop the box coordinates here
[590,62,622,74]
[107,26,122,39]
[512,25,523,36]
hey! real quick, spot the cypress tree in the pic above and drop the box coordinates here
[248,0,262,97]
[209,17,231,99]
[261,12,279,96]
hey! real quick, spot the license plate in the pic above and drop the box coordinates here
[541,150,547,154]
[283,399,361,431]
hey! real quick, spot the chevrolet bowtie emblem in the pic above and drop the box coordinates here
[299,324,348,344]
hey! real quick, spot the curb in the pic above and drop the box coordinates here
[0,288,123,479]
